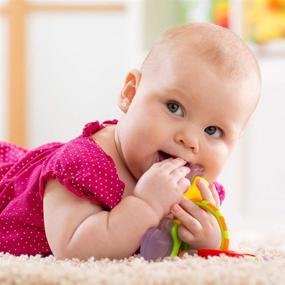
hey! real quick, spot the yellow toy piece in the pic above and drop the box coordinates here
[245,0,285,43]
[183,176,207,202]
[211,0,229,28]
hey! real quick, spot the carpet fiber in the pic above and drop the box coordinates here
[0,230,285,285]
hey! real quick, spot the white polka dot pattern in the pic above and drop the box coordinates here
[0,120,124,256]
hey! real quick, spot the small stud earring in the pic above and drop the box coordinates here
[120,101,128,108]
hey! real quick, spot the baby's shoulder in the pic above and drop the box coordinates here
[64,120,118,166]
[48,134,111,171]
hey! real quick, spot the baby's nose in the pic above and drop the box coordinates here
[176,133,199,154]
[185,139,199,154]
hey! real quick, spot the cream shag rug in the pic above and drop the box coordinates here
[0,230,285,285]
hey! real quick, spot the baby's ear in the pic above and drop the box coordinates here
[118,69,141,113]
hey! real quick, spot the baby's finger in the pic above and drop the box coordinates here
[209,183,220,208]
[171,203,202,235]
[177,224,196,244]
[177,177,191,193]
[171,166,191,180]
[196,178,216,205]
[179,197,208,221]
[159,157,187,172]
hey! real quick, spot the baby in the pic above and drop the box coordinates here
[0,23,260,260]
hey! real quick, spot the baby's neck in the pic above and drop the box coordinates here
[92,125,136,197]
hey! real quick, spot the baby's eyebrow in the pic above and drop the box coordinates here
[165,87,187,97]
[164,88,194,107]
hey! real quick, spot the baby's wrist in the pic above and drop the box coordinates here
[132,194,162,224]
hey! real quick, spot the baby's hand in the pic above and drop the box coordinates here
[133,158,190,220]
[171,179,221,249]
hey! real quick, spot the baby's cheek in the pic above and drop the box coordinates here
[203,145,229,181]
[206,163,223,183]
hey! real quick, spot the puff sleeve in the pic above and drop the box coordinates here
[213,181,225,204]
[39,136,125,210]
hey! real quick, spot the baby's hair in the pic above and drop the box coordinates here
[141,23,261,82]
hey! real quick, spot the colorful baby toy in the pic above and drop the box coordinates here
[140,176,255,260]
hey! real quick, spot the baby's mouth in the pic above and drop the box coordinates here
[158,151,176,163]
[187,164,204,181]
[157,151,204,181]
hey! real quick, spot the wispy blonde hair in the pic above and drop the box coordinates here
[141,23,261,81]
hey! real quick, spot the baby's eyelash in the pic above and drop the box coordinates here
[204,126,224,138]
[166,101,184,116]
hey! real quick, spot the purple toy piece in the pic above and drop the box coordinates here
[140,218,173,260]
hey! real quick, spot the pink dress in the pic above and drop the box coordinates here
[0,120,225,256]
[0,120,124,256]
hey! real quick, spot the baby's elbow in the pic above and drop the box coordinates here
[50,244,71,260]
[51,242,102,261]
[52,243,135,261]
[52,251,68,260]
[52,247,86,261]
[48,239,81,260]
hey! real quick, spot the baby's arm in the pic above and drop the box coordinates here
[44,158,189,260]
[44,180,159,260]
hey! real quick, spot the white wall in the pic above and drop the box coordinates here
[245,55,285,222]
[25,0,143,146]
[27,13,127,145]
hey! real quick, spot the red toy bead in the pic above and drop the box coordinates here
[197,248,255,259]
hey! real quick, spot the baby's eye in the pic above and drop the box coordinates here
[204,126,223,138]
[167,101,184,116]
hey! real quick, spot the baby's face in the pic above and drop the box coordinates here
[117,55,260,183]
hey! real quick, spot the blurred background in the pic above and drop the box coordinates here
[1,0,285,239]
